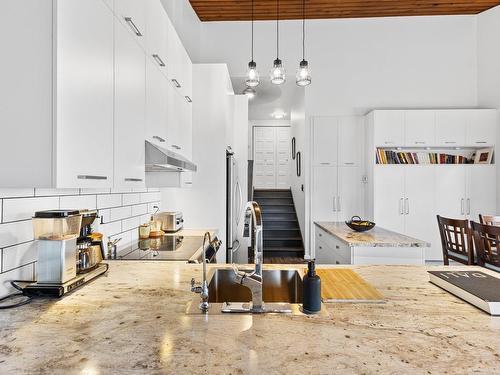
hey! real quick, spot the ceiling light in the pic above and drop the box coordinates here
[242,86,256,99]
[270,0,285,85]
[296,0,311,87]
[245,0,260,87]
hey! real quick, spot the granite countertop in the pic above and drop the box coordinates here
[1,262,499,374]
[315,222,430,248]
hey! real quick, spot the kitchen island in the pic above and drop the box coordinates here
[315,222,429,265]
[1,262,499,374]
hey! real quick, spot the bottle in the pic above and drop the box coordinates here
[303,260,321,314]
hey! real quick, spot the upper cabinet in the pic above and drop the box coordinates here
[405,110,435,146]
[467,110,497,146]
[166,18,193,100]
[114,0,146,47]
[373,110,405,146]
[145,0,168,75]
[435,110,467,146]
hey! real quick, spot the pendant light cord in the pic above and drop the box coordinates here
[276,0,279,59]
[302,0,305,60]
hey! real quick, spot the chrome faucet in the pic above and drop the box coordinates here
[191,231,211,312]
[232,201,264,313]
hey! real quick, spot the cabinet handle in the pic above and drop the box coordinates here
[77,175,107,180]
[475,141,487,144]
[185,96,192,103]
[405,198,409,215]
[184,182,193,185]
[384,141,394,145]
[399,198,404,215]
[320,162,330,166]
[124,17,143,37]
[414,141,426,145]
[344,162,355,165]
[152,54,165,67]
[319,233,322,237]
[319,246,323,250]
[337,196,342,212]
[333,196,337,212]
[153,135,166,143]
[172,145,181,150]
[467,198,471,215]
[171,79,181,88]
[461,198,464,215]
[444,141,456,144]
[335,261,340,265]
[124,178,143,182]
[335,245,340,249]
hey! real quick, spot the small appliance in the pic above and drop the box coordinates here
[155,211,184,233]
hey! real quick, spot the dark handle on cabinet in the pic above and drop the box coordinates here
[171,79,181,88]
[153,135,166,143]
[77,175,107,180]
[152,54,165,67]
[124,17,143,37]
[296,151,301,177]
[336,261,340,265]
[291,137,296,160]
[185,96,192,103]
[124,178,143,182]
[184,182,193,185]
[172,145,181,150]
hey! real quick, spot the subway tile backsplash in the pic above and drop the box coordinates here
[0,188,161,298]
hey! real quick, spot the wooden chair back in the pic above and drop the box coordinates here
[479,214,500,226]
[471,221,500,271]
[436,215,474,265]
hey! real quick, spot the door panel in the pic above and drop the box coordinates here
[467,165,496,221]
[339,117,361,166]
[373,166,405,233]
[405,110,435,146]
[373,110,404,146]
[337,167,362,221]
[467,110,496,146]
[276,127,290,188]
[435,166,466,219]
[312,166,338,221]
[435,110,467,146]
[313,117,338,166]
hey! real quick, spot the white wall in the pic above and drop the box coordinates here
[477,5,500,213]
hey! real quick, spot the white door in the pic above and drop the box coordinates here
[56,0,114,188]
[313,117,338,166]
[338,117,362,166]
[337,167,362,221]
[404,167,439,260]
[373,110,405,146]
[435,110,467,146]
[312,166,338,221]
[466,165,497,221]
[276,127,291,188]
[145,57,168,146]
[373,166,405,233]
[145,0,168,76]
[254,127,276,188]
[114,0,146,47]
[467,110,497,146]
[435,166,466,219]
[114,19,146,188]
[405,110,435,146]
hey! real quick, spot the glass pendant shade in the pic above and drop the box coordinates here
[245,61,260,87]
[270,58,286,85]
[242,86,256,99]
[296,60,311,86]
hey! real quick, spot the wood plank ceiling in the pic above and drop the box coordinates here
[189,0,500,21]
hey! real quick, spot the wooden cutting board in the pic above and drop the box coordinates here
[305,269,385,303]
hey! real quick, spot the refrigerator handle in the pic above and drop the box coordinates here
[235,180,243,226]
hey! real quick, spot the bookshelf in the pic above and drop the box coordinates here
[375,146,494,165]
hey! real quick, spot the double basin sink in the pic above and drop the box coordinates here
[186,268,307,315]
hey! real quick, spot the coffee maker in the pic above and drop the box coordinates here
[77,209,104,273]
[24,209,108,297]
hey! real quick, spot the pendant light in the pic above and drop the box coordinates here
[270,0,286,85]
[242,85,256,99]
[245,0,260,87]
[296,0,311,86]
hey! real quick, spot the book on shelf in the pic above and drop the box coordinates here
[376,150,470,165]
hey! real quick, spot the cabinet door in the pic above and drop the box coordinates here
[337,167,363,222]
[338,116,361,166]
[435,166,466,219]
[405,110,435,146]
[115,0,146,46]
[312,166,338,221]
[168,88,185,153]
[373,110,404,146]
[435,110,467,146]
[276,127,291,189]
[404,167,439,260]
[114,20,146,188]
[56,0,114,188]
[373,166,405,233]
[145,58,168,147]
[466,165,497,221]
[467,110,497,146]
[253,127,276,188]
[177,95,192,157]
[313,117,338,166]
[145,0,168,75]
[166,19,184,92]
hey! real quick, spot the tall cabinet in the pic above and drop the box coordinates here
[366,109,497,261]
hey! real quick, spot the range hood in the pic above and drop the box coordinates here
[145,141,197,172]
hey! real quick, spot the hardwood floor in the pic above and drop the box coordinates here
[263,257,305,264]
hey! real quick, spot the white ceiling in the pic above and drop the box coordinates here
[231,76,304,121]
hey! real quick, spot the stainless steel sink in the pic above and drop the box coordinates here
[207,269,303,304]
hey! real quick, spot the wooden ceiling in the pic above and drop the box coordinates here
[189,0,500,22]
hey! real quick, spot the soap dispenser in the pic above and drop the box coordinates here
[303,260,321,314]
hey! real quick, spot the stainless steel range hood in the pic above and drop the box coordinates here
[145,141,197,172]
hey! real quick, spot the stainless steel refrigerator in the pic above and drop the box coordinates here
[226,149,243,263]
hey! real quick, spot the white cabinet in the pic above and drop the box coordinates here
[435,110,467,146]
[338,117,362,166]
[312,167,338,221]
[337,167,363,221]
[467,110,497,146]
[312,118,338,166]
[373,110,405,146]
[466,165,497,221]
[435,166,466,219]
[145,57,168,147]
[114,0,146,46]
[56,0,114,188]
[373,166,405,233]
[113,19,146,188]
[405,110,435,146]
[145,0,168,75]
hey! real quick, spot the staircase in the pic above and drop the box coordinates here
[253,189,305,259]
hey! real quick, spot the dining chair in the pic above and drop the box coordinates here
[479,214,500,226]
[436,215,474,265]
[471,221,500,272]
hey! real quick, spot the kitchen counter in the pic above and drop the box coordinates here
[315,222,429,247]
[1,262,499,374]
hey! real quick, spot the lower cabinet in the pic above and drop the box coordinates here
[315,227,351,264]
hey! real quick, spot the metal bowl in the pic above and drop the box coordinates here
[345,216,376,232]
